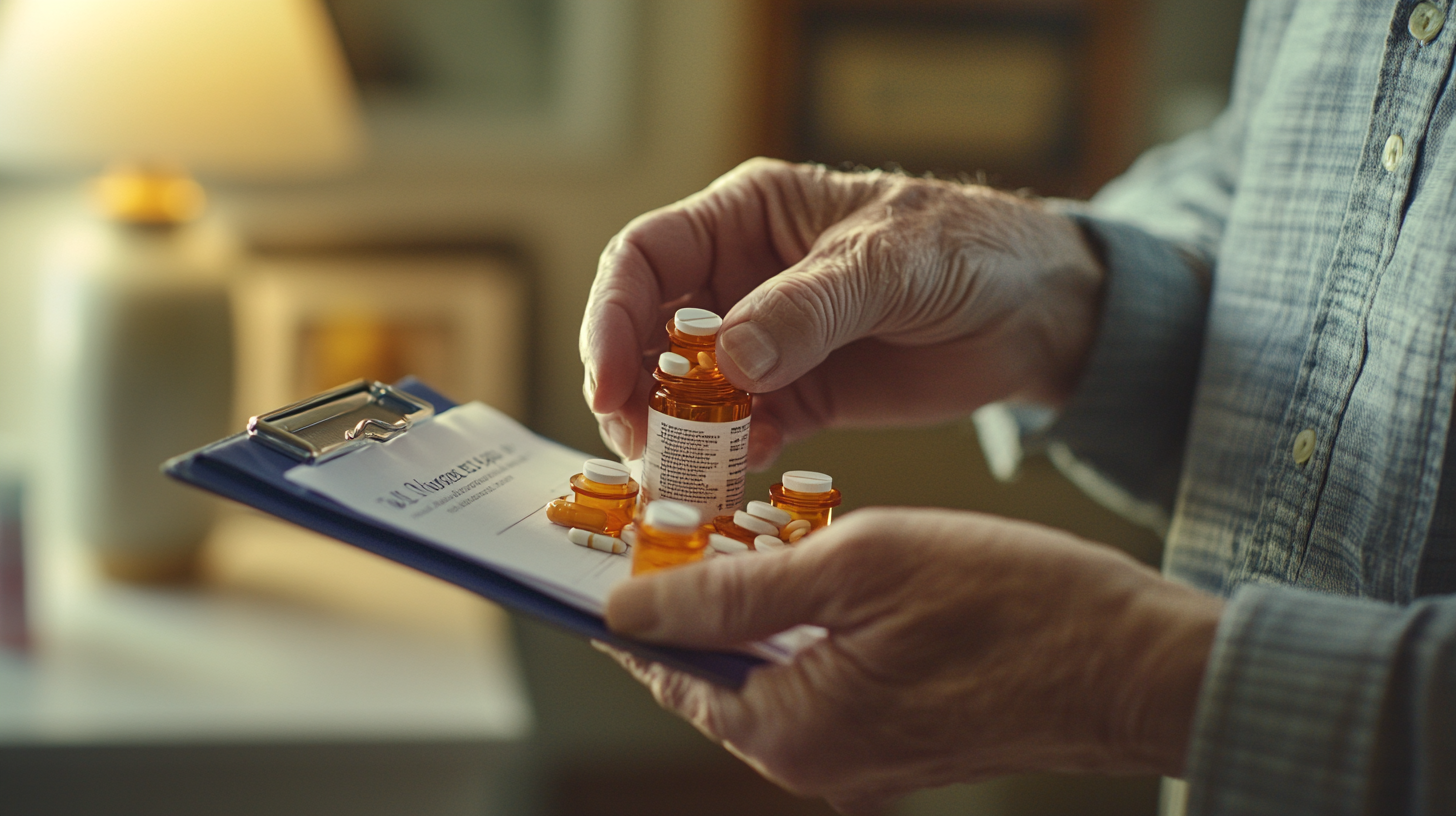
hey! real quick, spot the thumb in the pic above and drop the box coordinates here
[716,226,895,393]
[606,546,834,648]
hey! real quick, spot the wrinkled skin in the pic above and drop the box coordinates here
[602,510,1222,814]
[580,158,1105,467]
[582,159,1224,813]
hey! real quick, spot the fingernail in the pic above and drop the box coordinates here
[720,323,779,381]
[602,416,633,458]
[607,579,660,636]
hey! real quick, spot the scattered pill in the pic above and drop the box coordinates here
[546,498,611,533]
[787,528,807,543]
[782,519,811,535]
[659,352,692,377]
[746,500,791,527]
[734,510,778,537]
[620,525,638,546]
[697,351,715,369]
[567,527,626,554]
[709,533,748,554]
[754,534,786,551]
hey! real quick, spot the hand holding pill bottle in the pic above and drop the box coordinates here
[545,458,638,535]
[640,309,752,518]
[630,500,707,575]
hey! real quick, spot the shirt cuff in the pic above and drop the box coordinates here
[972,215,1208,531]
[1184,583,1420,816]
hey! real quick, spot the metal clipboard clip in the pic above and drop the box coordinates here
[247,379,436,464]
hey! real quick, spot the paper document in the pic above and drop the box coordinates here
[286,402,629,614]
[286,402,819,662]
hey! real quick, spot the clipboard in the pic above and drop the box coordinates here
[163,377,763,689]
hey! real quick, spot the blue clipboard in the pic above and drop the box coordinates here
[163,376,763,689]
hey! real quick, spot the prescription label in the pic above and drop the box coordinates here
[642,409,750,516]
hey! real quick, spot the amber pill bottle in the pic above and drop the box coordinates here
[546,458,638,534]
[631,500,707,575]
[769,470,841,530]
[641,308,752,517]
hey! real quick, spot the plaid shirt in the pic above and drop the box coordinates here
[982,1,1456,812]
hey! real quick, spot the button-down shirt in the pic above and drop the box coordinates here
[981,1,1456,812]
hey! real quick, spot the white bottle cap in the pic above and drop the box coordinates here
[708,533,748,554]
[658,352,692,377]
[674,307,723,336]
[745,500,791,527]
[644,500,700,533]
[583,458,630,485]
[754,534,786,551]
[782,470,833,493]
[733,510,778,537]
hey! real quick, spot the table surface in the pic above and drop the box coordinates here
[0,508,534,745]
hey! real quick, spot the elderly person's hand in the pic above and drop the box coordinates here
[601,508,1223,814]
[581,158,1104,469]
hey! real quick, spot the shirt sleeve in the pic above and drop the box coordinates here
[1185,583,1456,816]
[973,0,1298,527]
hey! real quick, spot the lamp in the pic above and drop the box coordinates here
[0,0,364,581]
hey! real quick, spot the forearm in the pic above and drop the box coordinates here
[1186,584,1456,815]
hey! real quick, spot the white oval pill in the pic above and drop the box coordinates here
[754,535,786,551]
[787,528,807,543]
[745,500,791,527]
[658,352,691,377]
[708,534,748,554]
[674,307,723,336]
[734,510,778,537]
[583,458,630,485]
[782,470,832,493]
[783,519,811,534]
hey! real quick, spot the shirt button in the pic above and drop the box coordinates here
[1410,2,1446,43]
[1292,429,1317,465]
[1383,134,1405,172]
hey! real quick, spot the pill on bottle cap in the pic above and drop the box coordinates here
[674,307,723,337]
[583,458,630,485]
[734,510,779,537]
[644,500,700,533]
[659,352,692,377]
[708,533,748,554]
[745,500,791,527]
[782,470,833,493]
[755,534,786,551]
[567,527,626,554]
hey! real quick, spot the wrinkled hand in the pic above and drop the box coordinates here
[581,158,1104,468]
[602,508,1223,814]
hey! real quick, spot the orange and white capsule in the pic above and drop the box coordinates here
[567,527,627,554]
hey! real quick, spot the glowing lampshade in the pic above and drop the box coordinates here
[0,0,363,179]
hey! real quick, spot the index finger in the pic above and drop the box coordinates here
[579,159,877,419]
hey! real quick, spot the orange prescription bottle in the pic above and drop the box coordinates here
[641,308,752,518]
[631,500,707,575]
[545,458,638,535]
[769,470,841,531]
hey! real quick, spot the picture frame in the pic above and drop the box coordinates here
[233,250,530,426]
[750,0,1142,197]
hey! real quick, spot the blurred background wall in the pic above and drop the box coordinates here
[0,1,1246,814]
